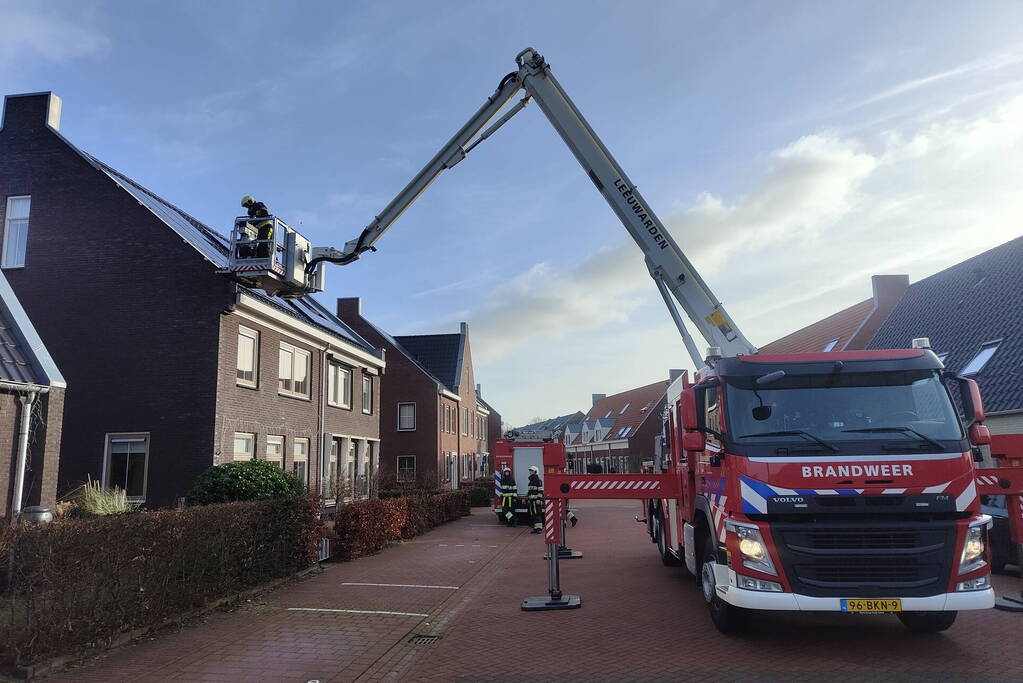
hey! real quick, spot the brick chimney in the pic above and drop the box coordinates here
[336,296,361,319]
[2,92,62,132]
[669,368,685,383]
[591,393,606,406]
[845,274,910,350]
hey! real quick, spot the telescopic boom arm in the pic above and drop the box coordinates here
[310,48,757,366]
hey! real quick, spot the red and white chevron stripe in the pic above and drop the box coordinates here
[572,479,661,491]
[976,474,1000,487]
[543,499,558,543]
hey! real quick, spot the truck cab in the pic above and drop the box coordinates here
[656,347,994,632]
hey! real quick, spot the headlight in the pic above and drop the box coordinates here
[958,517,990,575]
[726,520,776,576]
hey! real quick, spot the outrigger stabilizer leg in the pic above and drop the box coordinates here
[523,499,581,611]
[543,505,582,560]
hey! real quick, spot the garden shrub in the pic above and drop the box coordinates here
[325,490,470,561]
[0,497,322,669]
[187,459,304,505]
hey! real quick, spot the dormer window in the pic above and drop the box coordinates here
[822,338,840,352]
[961,341,1000,376]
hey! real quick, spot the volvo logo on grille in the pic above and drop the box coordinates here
[773,496,806,503]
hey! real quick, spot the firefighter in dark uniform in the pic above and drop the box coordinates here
[241,195,274,259]
[527,465,543,533]
[500,467,516,526]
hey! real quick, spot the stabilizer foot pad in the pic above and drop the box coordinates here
[994,595,1023,613]
[544,550,583,560]
[521,594,582,611]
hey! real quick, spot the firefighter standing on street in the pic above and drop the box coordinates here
[241,196,275,259]
[527,466,543,533]
[500,467,517,526]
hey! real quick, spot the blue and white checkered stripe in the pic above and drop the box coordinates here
[739,476,864,514]
[494,471,502,498]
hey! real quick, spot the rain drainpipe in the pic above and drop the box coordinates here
[1,381,49,522]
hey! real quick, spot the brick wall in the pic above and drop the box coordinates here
[1,386,64,516]
[215,311,380,496]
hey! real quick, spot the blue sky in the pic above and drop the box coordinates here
[4,1,1023,425]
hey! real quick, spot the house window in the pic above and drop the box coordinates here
[233,432,255,461]
[822,338,840,352]
[346,441,358,497]
[325,438,339,500]
[278,342,311,398]
[604,410,612,419]
[236,326,259,387]
[398,402,416,431]
[266,435,284,469]
[398,455,416,482]
[620,403,630,415]
[105,434,149,502]
[2,196,30,269]
[293,438,309,487]
[328,361,352,408]
[961,341,1000,376]
[362,375,373,414]
[461,407,469,435]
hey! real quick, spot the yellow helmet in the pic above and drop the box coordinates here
[241,195,255,207]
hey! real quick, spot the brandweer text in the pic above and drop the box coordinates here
[801,464,914,478]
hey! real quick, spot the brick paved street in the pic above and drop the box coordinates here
[47,501,1023,682]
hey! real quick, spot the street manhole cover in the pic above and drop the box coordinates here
[409,635,441,645]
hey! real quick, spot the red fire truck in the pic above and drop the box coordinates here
[644,347,1008,633]
[492,436,566,523]
[224,47,1022,631]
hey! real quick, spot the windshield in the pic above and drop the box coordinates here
[725,370,963,448]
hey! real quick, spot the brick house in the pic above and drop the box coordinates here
[0,269,65,517]
[0,92,384,507]
[337,298,497,489]
[564,379,670,474]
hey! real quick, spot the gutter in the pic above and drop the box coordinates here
[1,381,49,521]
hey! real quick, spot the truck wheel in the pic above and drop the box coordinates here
[656,512,681,566]
[897,611,957,633]
[700,536,750,634]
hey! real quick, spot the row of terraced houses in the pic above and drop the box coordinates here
[0,92,500,516]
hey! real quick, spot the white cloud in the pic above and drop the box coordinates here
[469,92,1023,424]
[0,5,110,66]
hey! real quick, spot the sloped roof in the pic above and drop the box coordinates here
[393,333,462,391]
[81,157,375,354]
[869,235,1023,414]
[760,298,875,354]
[517,411,584,433]
[578,380,668,444]
[0,270,64,387]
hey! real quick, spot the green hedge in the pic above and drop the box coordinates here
[0,497,322,668]
[327,490,470,561]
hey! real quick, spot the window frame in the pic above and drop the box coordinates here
[2,195,30,269]
[461,407,469,436]
[362,375,374,414]
[397,455,416,482]
[822,338,840,352]
[236,325,260,388]
[233,432,255,461]
[102,432,150,503]
[278,341,312,399]
[327,360,353,409]
[266,434,284,469]
[397,402,416,431]
[961,341,1001,376]
[293,437,309,488]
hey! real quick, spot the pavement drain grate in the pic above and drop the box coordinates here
[409,635,441,645]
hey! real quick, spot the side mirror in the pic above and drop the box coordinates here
[968,423,991,446]
[680,389,699,431]
[682,431,706,452]
[958,378,985,424]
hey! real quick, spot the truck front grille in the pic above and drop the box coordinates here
[772,522,955,598]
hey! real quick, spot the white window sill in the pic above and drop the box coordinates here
[278,391,312,401]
